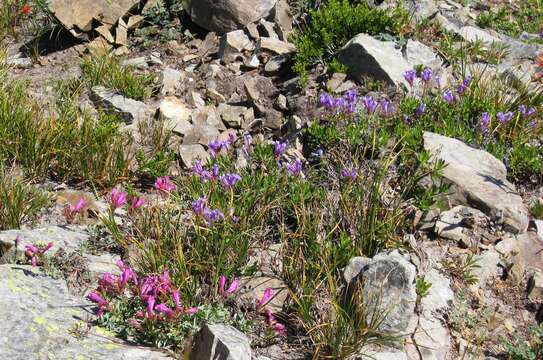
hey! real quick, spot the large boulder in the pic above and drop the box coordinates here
[423,132,529,233]
[343,250,417,334]
[47,0,139,32]
[338,34,412,88]
[185,0,277,34]
[0,264,172,359]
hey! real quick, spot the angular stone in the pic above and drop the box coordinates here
[121,56,148,69]
[190,324,252,360]
[434,206,488,248]
[219,30,254,63]
[90,86,150,124]
[257,37,296,54]
[159,68,183,96]
[0,264,172,359]
[185,0,277,34]
[272,0,293,41]
[423,132,528,233]
[258,19,278,39]
[179,144,209,168]
[218,103,249,129]
[157,97,193,136]
[344,250,416,333]
[459,26,501,45]
[405,40,441,69]
[48,0,139,31]
[471,250,501,287]
[115,18,128,46]
[192,106,225,130]
[239,276,288,313]
[338,34,412,88]
[95,24,114,43]
[528,269,543,301]
[0,226,89,264]
[86,253,122,277]
[127,15,144,30]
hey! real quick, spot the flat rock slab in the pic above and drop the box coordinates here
[423,132,528,233]
[0,226,89,264]
[0,264,172,360]
[48,0,139,32]
[91,86,151,124]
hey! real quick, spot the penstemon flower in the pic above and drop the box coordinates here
[219,275,241,298]
[63,197,87,224]
[109,188,127,209]
[155,176,177,195]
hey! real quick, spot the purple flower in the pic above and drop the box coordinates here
[192,197,206,217]
[519,105,536,118]
[274,141,287,157]
[345,89,358,103]
[191,160,214,182]
[435,75,442,89]
[457,76,472,95]
[529,119,538,129]
[442,90,455,105]
[480,112,491,133]
[211,164,220,179]
[285,159,303,176]
[421,68,432,83]
[204,208,225,225]
[319,93,335,109]
[334,97,347,109]
[415,103,427,117]
[219,173,242,190]
[242,134,253,158]
[403,70,416,87]
[129,197,144,212]
[497,111,514,124]
[208,139,229,157]
[362,95,377,114]
[403,115,412,125]
[379,99,395,117]
[341,163,358,181]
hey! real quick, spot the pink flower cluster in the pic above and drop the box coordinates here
[108,188,145,212]
[63,197,87,224]
[24,241,54,267]
[87,262,198,323]
[256,288,286,336]
[154,176,177,196]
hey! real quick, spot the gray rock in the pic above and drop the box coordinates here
[0,264,172,360]
[219,30,254,63]
[192,106,226,131]
[258,19,278,39]
[190,324,252,360]
[459,26,501,45]
[471,250,501,287]
[179,144,210,168]
[159,67,183,95]
[344,250,417,334]
[264,54,290,74]
[0,226,89,264]
[272,0,293,41]
[434,206,488,248]
[535,220,543,240]
[184,124,222,146]
[257,37,296,54]
[90,86,150,124]
[423,132,528,233]
[527,269,543,301]
[338,34,412,88]
[404,0,438,20]
[48,0,139,32]
[86,253,121,277]
[244,55,261,69]
[121,56,149,69]
[404,39,442,69]
[6,56,33,69]
[157,97,193,136]
[218,103,250,129]
[185,0,277,34]
[239,276,288,313]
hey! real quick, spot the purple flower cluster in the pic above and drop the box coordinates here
[479,112,490,134]
[457,76,472,95]
[362,95,377,114]
[285,158,303,177]
[274,141,287,157]
[319,89,358,114]
[415,102,427,117]
[208,138,231,158]
[192,197,225,226]
[403,70,416,87]
[191,161,242,190]
[442,90,455,105]
[379,99,396,117]
[403,67,432,87]
[519,105,536,119]
[340,163,358,181]
[497,111,514,124]
[219,173,242,190]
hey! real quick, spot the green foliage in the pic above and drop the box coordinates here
[292,0,408,84]
[80,55,155,101]
[505,324,543,360]
[0,58,134,188]
[416,277,432,298]
[477,0,543,41]
[530,202,543,219]
[134,0,185,46]
[442,253,480,285]
[0,167,50,230]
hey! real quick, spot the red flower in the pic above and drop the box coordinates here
[20,4,32,15]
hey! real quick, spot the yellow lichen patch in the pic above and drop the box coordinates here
[33,316,48,325]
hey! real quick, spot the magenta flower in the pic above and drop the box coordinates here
[362,95,377,114]
[87,291,108,316]
[442,90,455,105]
[109,188,127,209]
[155,303,176,319]
[172,290,181,311]
[129,197,144,212]
[219,173,242,190]
[257,287,274,308]
[24,242,53,267]
[63,197,87,224]
[219,275,241,297]
[185,307,199,315]
[155,176,177,195]
[146,295,156,316]
[265,308,287,336]
[403,70,416,87]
